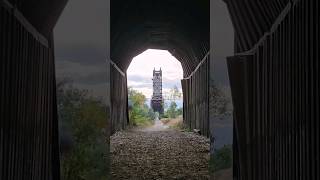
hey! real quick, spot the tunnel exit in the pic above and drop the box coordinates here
[127,49,184,126]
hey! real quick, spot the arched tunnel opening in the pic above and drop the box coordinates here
[110,0,210,135]
[126,49,184,120]
[115,48,185,128]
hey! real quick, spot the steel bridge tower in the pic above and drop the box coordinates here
[151,68,164,114]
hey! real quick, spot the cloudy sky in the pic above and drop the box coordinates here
[54,0,109,100]
[127,49,183,101]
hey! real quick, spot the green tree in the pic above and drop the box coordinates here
[163,86,183,119]
[128,87,155,126]
[166,101,178,118]
[128,87,146,107]
[176,107,183,116]
[169,85,182,101]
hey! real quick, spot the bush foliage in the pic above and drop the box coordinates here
[57,79,108,180]
[128,88,155,126]
[162,101,182,119]
[209,145,233,173]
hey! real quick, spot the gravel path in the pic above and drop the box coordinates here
[110,123,210,180]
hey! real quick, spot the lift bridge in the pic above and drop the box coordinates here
[149,68,182,114]
[151,68,164,114]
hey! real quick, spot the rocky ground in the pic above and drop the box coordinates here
[110,121,210,180]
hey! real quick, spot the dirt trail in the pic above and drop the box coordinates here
[139,118,169,132]
[110,121,210,179]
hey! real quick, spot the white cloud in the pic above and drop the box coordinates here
[131,88,154,99]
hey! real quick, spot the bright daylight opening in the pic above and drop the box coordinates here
[126,49,184,127]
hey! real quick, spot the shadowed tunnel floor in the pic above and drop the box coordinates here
[110,123,210,179]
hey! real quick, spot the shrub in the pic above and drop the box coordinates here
[210,145,233,173]
[128,88,155,126]
[57,80,108,180]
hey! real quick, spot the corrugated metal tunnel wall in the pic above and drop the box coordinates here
[182,53,210,137]
[110,61,128,134]
[226,0,319,179]
[0,1,60,179]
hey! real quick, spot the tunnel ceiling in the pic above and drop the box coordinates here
[7,0,68,38]
[111,0,210,76]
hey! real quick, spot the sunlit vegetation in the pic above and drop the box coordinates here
[128,88,155,126]
[162,101,182,119]
[162,86,183,119]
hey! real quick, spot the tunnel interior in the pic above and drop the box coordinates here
[110,0,210,134]
[1,0,319,179]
